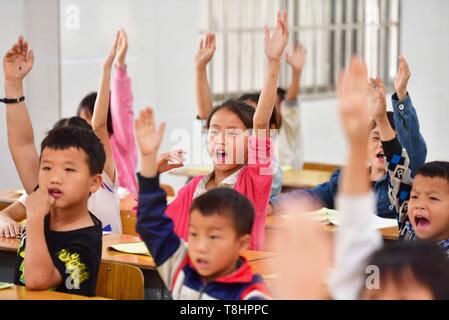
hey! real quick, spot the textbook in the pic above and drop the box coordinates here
[108,241,152,256]
[306,208,398,229]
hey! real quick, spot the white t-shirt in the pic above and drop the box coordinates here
[17,171,122,234]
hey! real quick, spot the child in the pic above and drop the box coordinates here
[195,35,306,171]
[271,56,427,219]
[14,125,104,296]
[135,108,271,300]
[2,35,122,233]
[329,58,449,300]
[166,10,289,250]
[77,29,138,194]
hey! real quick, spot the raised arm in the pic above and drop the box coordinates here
[392,55,427,175]
[92,31,120,182]
[285,42,306,101]
[330,58,383,299]
[253,10,289,134]
[194,33,216,119]
[2,36,39,193]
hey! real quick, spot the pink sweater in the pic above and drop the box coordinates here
[110,67,138,193]
[165,136,273,250]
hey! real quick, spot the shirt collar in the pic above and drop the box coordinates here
[193,167,244,199]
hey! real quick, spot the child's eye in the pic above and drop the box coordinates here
[210,235,220,240]
[42,166,51,171]
[65,168,76,172]
[429,197,440,201]
[410,195,418,199]
[189,232,197,238]
[208,130,220,136]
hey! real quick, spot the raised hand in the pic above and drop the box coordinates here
[393,55,411,102]
[116,29,129,69]
[102,31,120,72]
[3,36,34,83]
[135,107,166,157]
[286,42,307,73]
[195,33,216,68]
[369,77,387,121]
[338,57,370,147]
[158,149,186,173]
[264,10,289,62]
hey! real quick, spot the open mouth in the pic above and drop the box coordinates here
[196,258,209,268]
[48,188,63,199]
[414,215,431,231]
[215,150,227,164]
[376,152,385,160]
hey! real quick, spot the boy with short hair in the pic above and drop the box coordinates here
[14,126,105,296]
[135,108,271,300]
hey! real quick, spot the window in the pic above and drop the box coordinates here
[198,0,400,100]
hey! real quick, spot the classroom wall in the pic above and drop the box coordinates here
[0,0,60,190]
[1,0,449,191]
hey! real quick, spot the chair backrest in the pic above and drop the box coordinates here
[96,261,144,300]
[160,184,175,197]
[302,162,340,173]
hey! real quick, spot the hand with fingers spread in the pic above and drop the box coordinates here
[3,36,34,83]
[286,42,307,73]
[102,31,120,73]
[264,10,289,62]
[135,107,166,177]
[394,55,411,102]
[158,149,186,174]
[195,32,216,69]
[338,57,370,147]
[116,29,129,69]
[369,77,387,121]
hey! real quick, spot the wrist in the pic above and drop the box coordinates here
[4,80,24,96]
[116,61,126,69]
[140,154,158,177]
[267,58,282,67]
[396,90,407,102]
[195,62,207,72]
[374,114,389,126]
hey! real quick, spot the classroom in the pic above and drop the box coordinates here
[1,0,449,303]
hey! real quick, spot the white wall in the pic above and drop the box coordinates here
[1,0,449,191]
[0,0,60,190]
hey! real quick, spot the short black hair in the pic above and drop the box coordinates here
[237,92,260,105]
[206,99,255,130]
[277,87,287,102]
[363,241,449,299]
[370,111,396,131]
[40,126,106,176]
[189,188,255,237]
[53,116,93,131]
[77,92,114,136]
[416,161,449,185]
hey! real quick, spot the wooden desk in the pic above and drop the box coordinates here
[170,166,333,189]
[102,233,275,270]
[264,214,399,251]
[0,285,107,300]
[0,189,24,211]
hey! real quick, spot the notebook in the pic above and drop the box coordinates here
[306,208,398,229]
[108,242,151,256]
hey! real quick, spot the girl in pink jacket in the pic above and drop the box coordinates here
[77,29,138,194]
[165,11,289,250]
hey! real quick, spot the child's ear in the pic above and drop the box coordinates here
[89,174,103,193]
[237,234,251,252]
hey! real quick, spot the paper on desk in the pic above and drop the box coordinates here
[307,208,398,229]
[108,242,151,256]
[0,283,14,290]
[282,208,398,229]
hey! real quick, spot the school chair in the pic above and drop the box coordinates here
[96,261,144,300]
[302,162,340,173]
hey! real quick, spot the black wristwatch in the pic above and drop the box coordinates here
[0,96,25,104]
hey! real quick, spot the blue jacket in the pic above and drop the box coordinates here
[271,93,427,219]
[135,174,272,300]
